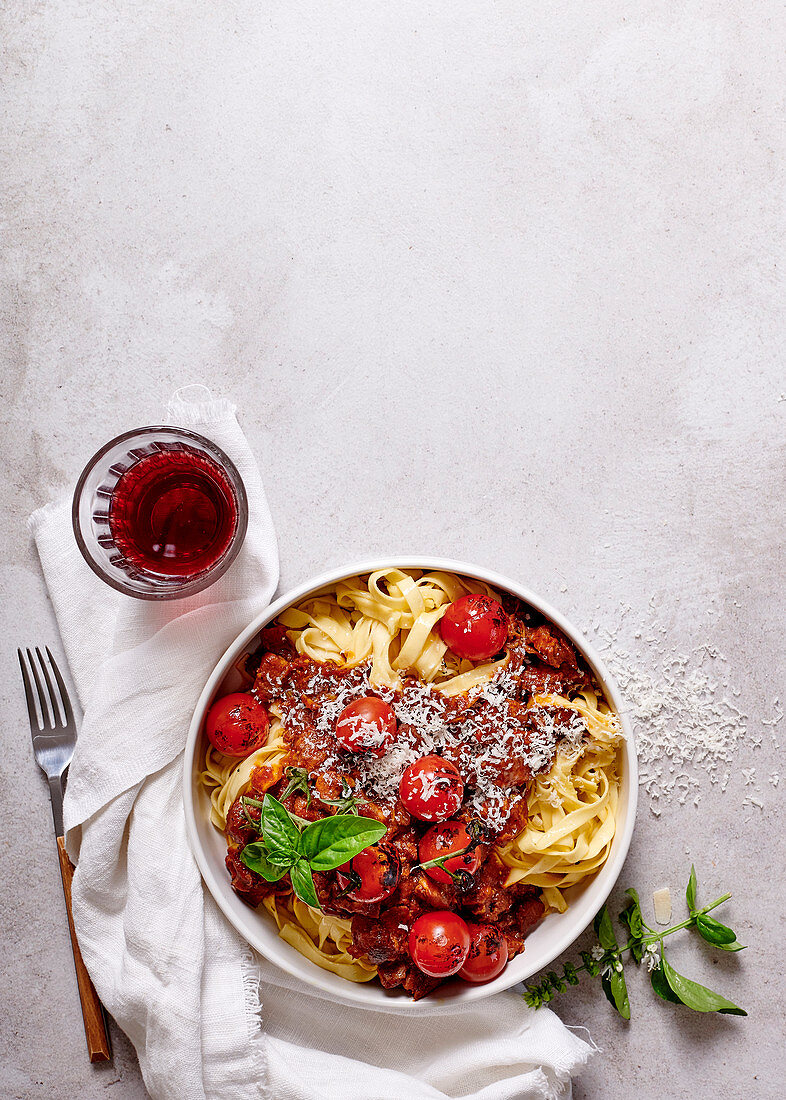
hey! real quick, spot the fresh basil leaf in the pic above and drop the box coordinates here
[661,954,747,1015]
[261,794,301,854]
[620,892,643,940]
[696,915,737,946]
[618,909,643,962]
[715,939,747,953]
[264,849,300,868]
[628,904,643,939]
[300,814,386,871]
[624,887,646,951]
[686,865,697,912]
[608,965,631,1020]
[290,859,320,908]
[593,905,618,951]
[240,843,288,882]
[599,962,630,1019]
[650,964,683,1005]
[599,973,616,1011]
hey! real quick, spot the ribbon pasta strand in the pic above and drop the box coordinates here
[200,569,623,978]
[498,691,622,912]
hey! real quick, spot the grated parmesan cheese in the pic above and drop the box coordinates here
[583,609,775,811]
[274,655,588,836]
[653,887,672,925]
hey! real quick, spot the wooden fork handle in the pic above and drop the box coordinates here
[56,836,112,1063]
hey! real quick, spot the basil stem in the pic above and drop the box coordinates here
[412,826,480,882]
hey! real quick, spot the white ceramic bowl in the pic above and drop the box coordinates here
[183,558,637,1010]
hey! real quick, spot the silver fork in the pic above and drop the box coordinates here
[18,646,112,1063]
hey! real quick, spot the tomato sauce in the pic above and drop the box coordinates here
[220,610,593,998]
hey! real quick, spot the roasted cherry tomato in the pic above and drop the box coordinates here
[439,594,508,661]
[418,820,480,884]
[458,922,509,983]
[335,696,398,756]
[336,844,401,902]
[205,693,269,757]
[409,910,471,977]
[399,755,464,822]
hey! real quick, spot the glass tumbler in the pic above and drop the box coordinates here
[72,426,249,600]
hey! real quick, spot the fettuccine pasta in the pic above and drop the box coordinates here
[498,689,621,912]
[200,568,623,987]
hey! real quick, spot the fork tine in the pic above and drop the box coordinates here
[46,646,75,728]
[26,647,54,729]
[37,647,64,727]
[17,649,42,734]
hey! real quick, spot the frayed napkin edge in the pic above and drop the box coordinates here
[28,497,67,538]
[166,386,236,427]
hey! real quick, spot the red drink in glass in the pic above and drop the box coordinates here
[73,427,248,600]
[108,447,238,578]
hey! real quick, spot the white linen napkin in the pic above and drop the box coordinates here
[29,388,594,1100]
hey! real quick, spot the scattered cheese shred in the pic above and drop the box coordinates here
[583,602,779,814]
[653,887,672,925]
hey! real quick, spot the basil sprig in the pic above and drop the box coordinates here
[524,864,747,1018]
[594,906,630,1019]
[320,779,362,815]
[619,887,645,963]
[412,819,483,890]
[279,766,312,805]
[240,794,386,909]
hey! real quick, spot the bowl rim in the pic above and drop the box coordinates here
[182,556,638,1009]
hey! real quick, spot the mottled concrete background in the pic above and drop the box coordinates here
[1,1,784,1097]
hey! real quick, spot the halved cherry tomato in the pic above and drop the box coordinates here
[205,693,269,757]
[409,910,471,977]
[418,820,480,884]
[458,922,509,983]
[335,696,398,756]
[399,755,464,822]
[336,844,401,902]
[439,594,508,661]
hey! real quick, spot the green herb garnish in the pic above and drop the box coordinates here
[412,820,483,889]
[279,766,312,805]
[240,794,386,909]
[320,780,362,815]
[524,865,746,1018]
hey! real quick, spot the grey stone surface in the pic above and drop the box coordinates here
[1,1,784,1097]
